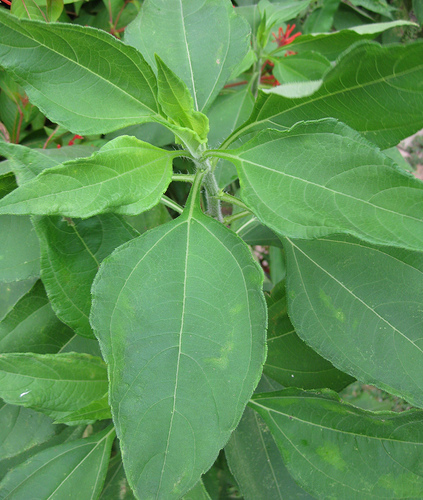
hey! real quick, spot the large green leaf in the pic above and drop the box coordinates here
[0,10,160,135]
[91,184,267,498]
[0,352,108,420]
[259,0,312,28]
[250,389,423,499]
[55,394,111,426]
[0,136,177,218]
[265,282,354,391]
[99,452,136,500]
[225,406,314,499]
[0,280,74,353]
[273,52,331,84]
[209,119,423,252]
[0,425,115,499]
[283,234,423,408]
[34,214,138,339]
[229,40,423,149]
[0,215,40,282]
[125,0,251,112]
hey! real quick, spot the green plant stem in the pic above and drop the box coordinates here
[160,195,183,214]
[203,163,223,222]
[217,192,249,211]
[172,174,195,183]
[223,210,251,225]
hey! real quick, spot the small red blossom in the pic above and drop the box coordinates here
[0,0,12,6]
[56,144,62,149]
[272,24,301,47]
[68,134,84,146]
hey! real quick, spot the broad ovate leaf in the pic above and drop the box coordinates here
[0,426,115,499]
[125,0,251,112]
[0,10,160,134]
[91,190,267,498]
[208,119,423,252]
[0,353,108,420]
[0,136,178,218]
[283,234,423,408]
[34,214,138,339]
[229,40,423,149]
[250,389,423,499]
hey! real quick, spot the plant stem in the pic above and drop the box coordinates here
[172,174,195,183]
[203,162,223,222]
[217,192,249,211]
[160,195,183,214]
[223,210,251,225]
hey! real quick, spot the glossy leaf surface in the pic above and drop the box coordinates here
[0,10,160,134]
[0,426,115,499]
[125,0,251,112]
[210,120,423,252]
[225,406,314,499]
[0,280,74,353]
[34,214,137,338]
[0,353,108,419]
[283,235,423,408]
[0,136,177,218]
[91,195,267,499]
[234,41,423,149]
[251,389,423,499]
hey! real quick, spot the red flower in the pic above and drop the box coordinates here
[272,24,301,47]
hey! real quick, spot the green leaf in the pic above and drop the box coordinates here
[99,452,136,500]
[183,480,212,500]
[233,40,423,149]
[225,406,313,500]
[54,394,111,426]
[0,425,115,499]
[350,0,395,16]
[265,281,354,391]
[0,280,74,353]
[0,215,40,282]
[414,0,423,25]
[259,0,312,29]
[124,203,172,235]
[273,51,331,84]
[209,119,423,252]
[125,0,251,112]
[283,234,423,408]
[302,0,341,33]
[0,279,36,321]
[250,388,423,499]
[0,10,160,135]
[91,190,267,498]
[34,214,138,339]
[155,55,209,144]
[11,0,49,21]
[0,353,108,419]
[0,136,177,218]
[233,215,282,247]
[0,173,17,199]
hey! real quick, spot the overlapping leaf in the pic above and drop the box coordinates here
[228,40,423,149]
[0,136,178,218]
[283,234,423,408]
[251,389,423,499]
[125,0,251,112]
[91,190,267,498]
[209,119,423,252]
[0,9,160,134]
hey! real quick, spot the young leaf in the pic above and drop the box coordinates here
[0,136,178,218]
[125,0,251,112]
[34,214,138,339]
[265,282,354,391]
[0,425,115,499]
[91,187,267,499]
[0,215,40,282]
[283,234,423,408]
[273,51,331,84]
[0,353,108,419]
[208,119,423,252]
[0,9,160,134]
[54,394,111,426]
[225,406,314,500]
[259,0,311,29]
[0,280,74,353]
[250,389,423,499]
[229,40,423,149]
[155,55,209,144]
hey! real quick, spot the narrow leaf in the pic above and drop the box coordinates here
[99,452,135,500]
[0,426,115,500]
[0,10,160,134]
[232,40,423,149]
[91,194,267,498]
[209,119,423,252]
[34,214,138,339]
[0,136,177,218]
[0,353,108,419]
[250,389,423,499]
[0,280,74,353]
[283,234,423,408]
[225,406,314,499]
[125,0,251,112]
